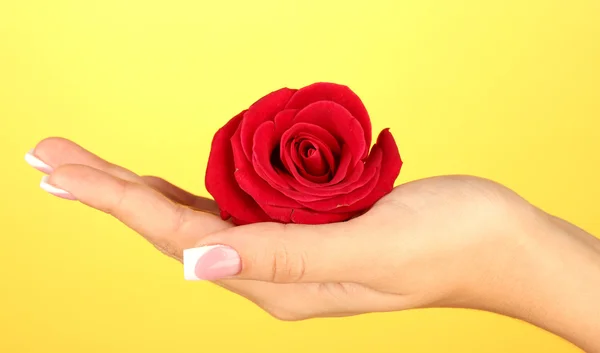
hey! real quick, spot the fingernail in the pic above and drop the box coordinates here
[183,245,241,281]
[40,175,76,200]
[25,149,53,173]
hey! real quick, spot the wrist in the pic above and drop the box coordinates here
[471,208,600,351]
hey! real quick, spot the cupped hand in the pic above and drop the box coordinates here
[27,137,541,320]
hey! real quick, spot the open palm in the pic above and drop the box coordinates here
[29,138,417,319]
[30,137,523,320]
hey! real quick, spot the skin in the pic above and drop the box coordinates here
[30,137,600,352]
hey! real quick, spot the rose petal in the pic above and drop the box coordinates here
[274,108,298,130]
[240,88,296,161]
[282,142,355,192]
[300,143,327,176]
[295,147,383,211]
[297,133,337,174]
[291,208,357,224]
[275,122,343,186]
[280,123,341,168]
[323,144,353,185]
[252,142,374,204]
[205,111,270,223]
[281,123,341,156]
[230,217,252,226]
[250,109,298,190]
[232,123,301,211]
[259,204,357,224]
[293,101,366,165]
[254,140,371,203]
[287,139,304,173]
[262,143,355,200]
[286,82,372,159]
[253,147,337,200]
[256,204,294,223]
[257,163,335,202]
[329,128,402,213]
[283,142,333,187]
[298,140,314,157]
[287,146,380,198]
[288,139,331,182]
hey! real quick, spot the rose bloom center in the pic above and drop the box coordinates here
[271,132,338,184]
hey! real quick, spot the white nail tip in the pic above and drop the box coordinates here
[183,245,221,281]
[25,150,52,172]
[40,175,70,195]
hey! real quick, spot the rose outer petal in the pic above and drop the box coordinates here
[293,101,366,165]
[285,82,372,159]
[240,88,296,161]
[259,204,357,224]
[290,208,355,224]
[205,111,270,224]
[329,128,402,213]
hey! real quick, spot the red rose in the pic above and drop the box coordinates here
[205,82,402,225]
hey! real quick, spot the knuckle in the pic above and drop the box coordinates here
[107,164,140,182]
[106,178,132,215]
[171,203,190,235]
[152,240,182,261]
[268,240,308,283]
[148,196,190,261]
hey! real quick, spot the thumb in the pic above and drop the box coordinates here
[182,221,369,284]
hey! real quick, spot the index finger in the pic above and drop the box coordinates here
[31,137,141,182]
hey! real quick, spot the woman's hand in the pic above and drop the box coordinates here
[27,137,600,352]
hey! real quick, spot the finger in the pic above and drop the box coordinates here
[28,137,141,182]
[45,164,229,257]
[28,138,221,215]
[182,220,375,284]
[141,176,220,215]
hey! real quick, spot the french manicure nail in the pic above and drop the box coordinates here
[183,245,241,281]
[40,175,76,200]
[25,150,53,174]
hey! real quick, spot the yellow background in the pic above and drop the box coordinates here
[1,0,599,352]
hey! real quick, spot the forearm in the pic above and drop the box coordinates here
[479,212,600,351]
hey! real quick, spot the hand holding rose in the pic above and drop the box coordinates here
[27,138,600,352]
